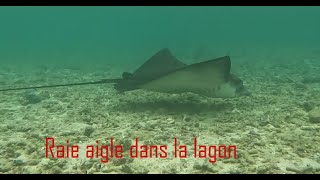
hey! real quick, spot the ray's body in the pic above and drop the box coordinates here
[0,48,249,98]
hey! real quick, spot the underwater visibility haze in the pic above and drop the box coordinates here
[0,6,320,174]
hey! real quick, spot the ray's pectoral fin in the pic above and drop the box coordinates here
[113,48,187,93]
[139,56,240,98]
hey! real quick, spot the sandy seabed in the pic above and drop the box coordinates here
[0,48,320,174]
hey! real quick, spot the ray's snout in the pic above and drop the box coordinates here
[230,74,251,96]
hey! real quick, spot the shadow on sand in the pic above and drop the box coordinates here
[110,97,234,114]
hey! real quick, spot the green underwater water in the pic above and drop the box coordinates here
[1,6,320,174]
[0,6,320,69]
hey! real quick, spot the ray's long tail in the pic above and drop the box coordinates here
[0,78,121,92]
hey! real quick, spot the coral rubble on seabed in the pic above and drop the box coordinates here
[0,48,320,174]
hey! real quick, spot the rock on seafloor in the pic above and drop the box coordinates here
[308,108,320,123]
